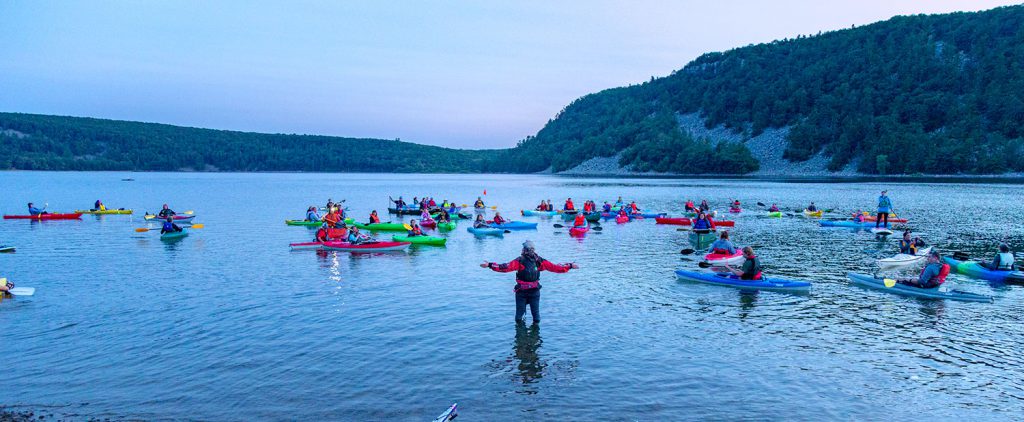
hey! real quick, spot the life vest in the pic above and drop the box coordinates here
[428,199,436,207]
[630,204,638,213]
[936,264,950,285]
[409,226,422,236]
[900,240,916,254]
[324,213,340,227]
[475,200,484,207]
[369,214,380,224]
[997,252,1015,270]
[603,204,611,212]
[515,255,544,290]
[315,228,329,242]
[745,256,763,280]
[713,248,731,255]
[573,214,586,227]
[565,201,574,210]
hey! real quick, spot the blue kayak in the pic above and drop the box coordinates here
[675,270,811,292]
[467,226,504,237]
[522,210,557,217]
[487,221,538,230]
[630,212,666,219]
[847,272,993,303]
[944,257,1024,284]
[820,220,888,228]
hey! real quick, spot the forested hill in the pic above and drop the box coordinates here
[497,5,1024,175]
[0,113,493,172]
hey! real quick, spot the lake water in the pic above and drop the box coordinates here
[2,172,1023,421]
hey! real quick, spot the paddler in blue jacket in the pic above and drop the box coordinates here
[708,231,736,255]
[876,190,893,228]
[160,216,182,234]
[899,250,948,288]
[692,212,714,231]
[27,202,47,215]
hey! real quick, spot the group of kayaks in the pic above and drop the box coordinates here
[4,207,195,242]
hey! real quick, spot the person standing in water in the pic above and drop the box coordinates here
[876,190,894,228]
[481,241,578,324]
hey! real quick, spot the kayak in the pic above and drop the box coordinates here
[75,208,133,215]
[847,273,993,303]
[689,231,716,244]
[433,403,458,422]
[487,221,537,230]
[160,229,189,241]
[145,215,195,223]
[350,222,409,232]
[467,226,504,237]
[631,212,666,218]
[569,226,589,237]
[943,257,1024,284]
[615,215,629,224]
[436,221,456,231]
[685,211,717,218]
[767,211,782,218]
[729,208,742,213]
[0,245,15,253]
[7,287,35,296]
[388,207,423,215]
[325,241,411,253]
[285,220,323,227]
[392,235,447,246]
[655,217,691,225]
[704,250,745,266]
[877,247,933,268]
[419,219,437,228]
[522,210,557,217]
[803,210,823,217]
[585,212,602,223]
[4,213,82,220]
[871,227,894,236]
[289,240,345,250]
[675,270,811,292]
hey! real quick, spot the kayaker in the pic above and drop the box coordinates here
[564,198,575,211]
[0,277,12,294]
[473,214,489,228]
[347,227,370,244]
[899,250,949,288]
[391,196,407,209]
[161,216,183,234]
[876,190,893,228]
[407,220,424,237]
[315,224,330,242]
[983,244,1017,271]
[420,209,433,222]
[480,240,578,323]
[692,212,714,231]
[436,208,451,223]
[325,199,335,212]
[535,200,547,211]
[852,210,866,223]
[602,202,612,212]
[898,231,927,255]
[732,200,741,208]
[305,206,321,222]
[367,210,381,224]
[492,212,508,225]
[769,204,780,212]
[616,196,624,206]
[685,200,696,212]
[628,201,639,214]
[582,201,593,213]
[708,231,736,255]
[94,200,106,211]
[474,197,485,209]
[806,202,818,212]
[157,204,176,218]
[699,200,710,211]
[323,209,341,228]
[617,208,628,218]
[27,202,47,216]
[428,198,437,208]
[546,200,554,211]
[725,246,762,280]
[573,213,587,228]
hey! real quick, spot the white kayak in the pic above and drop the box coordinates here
[8,287,35,296]
[871,227,894,236]
[432,403,457,422]
[877,247,932,268]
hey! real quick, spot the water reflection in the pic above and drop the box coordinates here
[512,321,544,393]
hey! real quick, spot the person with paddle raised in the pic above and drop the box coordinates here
[480,240,579,324]
[876,190,894,228]
[897,250,948,288]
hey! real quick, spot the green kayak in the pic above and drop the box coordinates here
[392,235,447,246]
[436,221,456,231]
[767,211,782,218]
[285,220,322,227]
[689,231,716,245]
[351,222,409,231]
[160,229,189,241]
[585,212,601,223]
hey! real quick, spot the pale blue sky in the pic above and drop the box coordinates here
[1,1,1018,148]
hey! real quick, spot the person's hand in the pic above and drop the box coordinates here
[480,262,490,268]
[570,263,580,269]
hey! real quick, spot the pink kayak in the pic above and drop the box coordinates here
[704,250,745,266]
[419,219,437,228]
[569,226,589,237]
[4,213,82,220]
[324,241,411,253]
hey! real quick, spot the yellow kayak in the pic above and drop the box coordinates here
[75,209,133,215]
[803,209,823,217]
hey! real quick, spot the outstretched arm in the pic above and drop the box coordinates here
[481,260,524,273]
[540,260,577,273]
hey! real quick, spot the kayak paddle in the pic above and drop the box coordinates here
[183,210,194,215]
[697,261,713,269]
[135,224,204,232]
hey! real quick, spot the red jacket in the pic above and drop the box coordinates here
[487,258,573,290]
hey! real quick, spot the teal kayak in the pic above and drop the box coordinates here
[467,226,503,237]
[943,257,1024,284]
[675,270,811,292]
[847,272,993,303]
[689,231,716,245]
[392,235,447,246]
[160,229,189,241]
[285,220,322,227]
[522,210,557,217]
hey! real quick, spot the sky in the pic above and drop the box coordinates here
[0,1,1019,149]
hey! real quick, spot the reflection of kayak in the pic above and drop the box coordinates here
[569,226,589,237]
[468,226,504,237]
[4,213,82,220]
[676,270,811,292]
[75,208,133,215]
[392,235,447,246]
[689,231,716,244]
[285,220,323,227]
[324,241,411,252]
[847,273,993,303]
[877,247,932,268]
[159,227,188,240]
[944,257,1024,284]
[729,208,742,213]
[522,210,556,217]
[704,250,745,266]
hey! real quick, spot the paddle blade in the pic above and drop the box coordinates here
[591,226,603,231]
[190,224,204,229]
[135,227,151,232]
[184,210,194,215]
[884,278,897,288]
[698,262,713,268]
[757,202,766,207]
[680,248,695,255]
[553,224,564,228]
[403,224,412,230]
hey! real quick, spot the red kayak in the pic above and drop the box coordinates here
[713,220,736,227]
[569,226,589,237]
[655,217,691,225]
[4,213,82,220]
[615,215,629,224]
[324,241,411,253]
[704,250,745,265]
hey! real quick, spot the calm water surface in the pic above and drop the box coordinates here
[1,172,1023,421]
